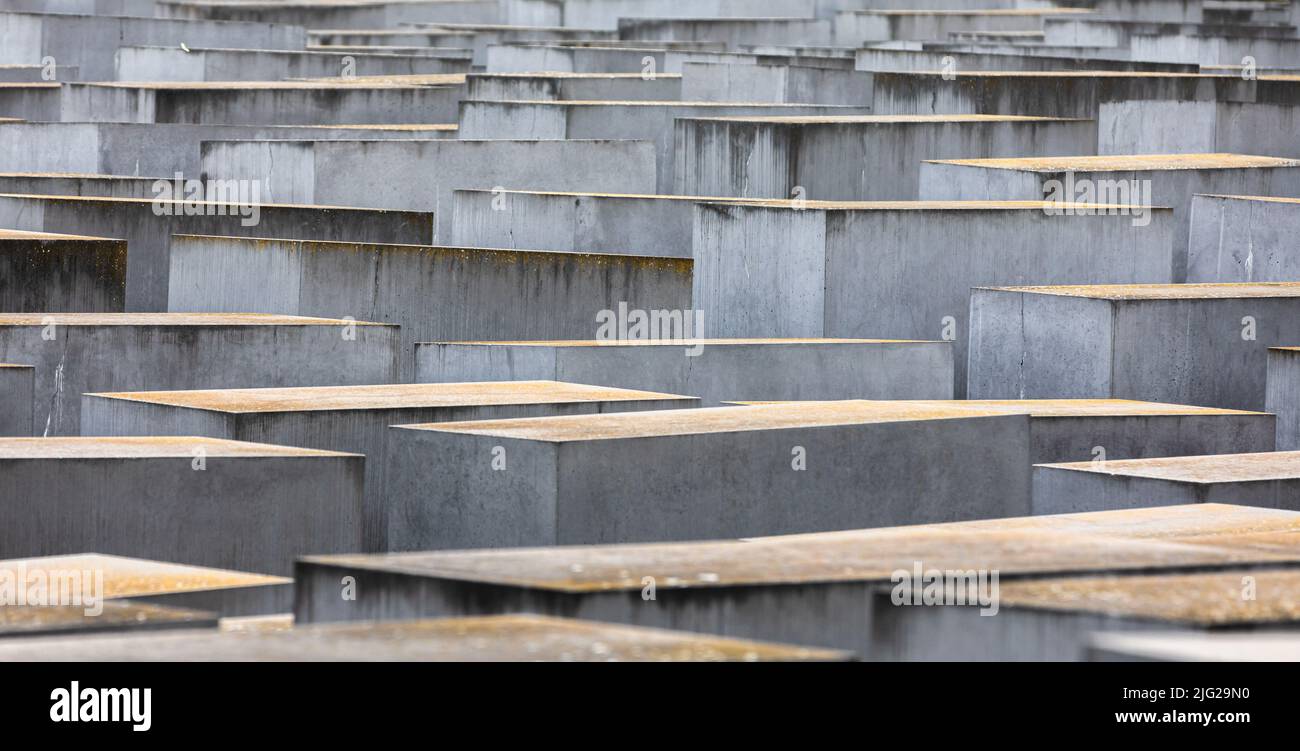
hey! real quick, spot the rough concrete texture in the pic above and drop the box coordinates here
[82,382,697,551]
[0,194,433,311]
[467,72,682,101]
[166,234,692,380]
[618,17,833,48]
[693,201,1174,397]
[0,64,79,82]
[0,436,363,577]
[834,9,1088,47]
[968,283,1300,411]
[310,25,616,67]
[0,229,126,312]
[156,0,500,29]
[0,83,59,120]
[115,45,470,82]
[676,116,1098,200]
[0,313,398,436]
[853,47,1197,73]
[1188,195,1300,282]
[0,173,162,199]
[416,340,955,405]
[0,601,218,639]
[503,0,816,29]
[1100,95,1300,158]
[681,62,873,105]
[0,364,32,436]
[1268,348,1300,451]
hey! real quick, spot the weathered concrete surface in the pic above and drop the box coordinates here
[693,201,1174,397]
[0,172,162,198]
[503,0,815,29]
[484,43,850,74]
[457,101,870,195]
[834,9,1090,46]
[0,613,850,661]
[681,62,872,105]
[198,138,657,242]
[919,154,1300,282]
[676,115,1097,200]
[0,64,78,82]
[853,47,1197,73]
[82,382,697,551]
[0,364,32,437]
[62,79,466,126]
[1188,195,1300,282]
[0,601,217,640]
[618,17,834,48]
[416,340,955,405]
[1089,631,1300,662]
[291,503,1300,654]
[0,436,363,576]
[1035,451,1300,515]
[167,234,692,380]
[0,552,291,617]
[384,401,1033,550]
[0,83,59,120]
[0,11,306,81]
[116,45,470,82]
[968,283,1300,411]
[1268,347,1300,451]
[1127,27,1300,66]
[467,72,681,101]
[0,313,399,436]
[0,194,433,311]
[0,228,126,312]
[311,24,616,66]
[871,569,1300,661]
[156,0,500,28]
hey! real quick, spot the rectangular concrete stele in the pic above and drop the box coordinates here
[0,553,291,618]
[833,9,1092,47]
[415,340,955,405]
[692,200,1174,398]
[680,62,873,105]
[503,0,818,30]
[466,72,683,102]
[114,45,470,82]
[1188,195,1300,283]
[81,381,698,552]
[0,437,363,577]
[154,0,501,28]
[310,25,617,66]
[455,101,872,195]
[967,283,1300,411]
[0,313,399,436]
[0,64,78,82]
[0,364,32,437]
[383,400,1035,551]
[1033,451,1300,516]
[1089,631,1300,662]
[197,138,658,242]
[0,173,164,199]
[291,503,1300,655]
[674,115,1098,201]
[0,83,59,120]
[871,568,1300,661]
[0,601,217,640]
[1268,348,1300,450]
[0,229,126,313]
[166,235,692,381]
[60,79,466,126]
[918,154,1300,283]
[852,48,1198,74]
[0,614,850,662]
[617,18,834,48]
[0,194,434,312]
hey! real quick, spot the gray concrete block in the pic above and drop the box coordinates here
[0,229,126,312]
[0,552,291,618]
[166,234,692,380]
[0,436,363,576]
[311,24,616,67]
[157,0,499,28]
[834,9,1087,47]
[198,138,658,242]
[457,101,870,195]
[0,0,159,17]
[675,115,1098,200]
[0,601,217,640]
[82,382,697,551]
[484,43,763,73]
[0,313,399,436]
[115,45,470,82]
[384,401,1033,550]
[0,613,850,661]
[467,72,681,101]
[0,82,59,120]
[618,17,833,48]
[968,283,1300,411]
[0,172,162,198]
[919,154,1300,283]
[693,201,1173,397]
[0,194,433,312]
[0,364,32,436]
[1089,631,1300,662]
[853,47,1197,73]
[1034,451,1300,515]
[0,64,78,82]
[1128,28,1300,66]
[503,0,815,30]
[681,62,872,104]
[1268,347,1300,450]
[1188,195,1300,283]
[416,340,955,405]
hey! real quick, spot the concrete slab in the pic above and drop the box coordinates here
[82,381,697,550]
[1,0,164,17]
[617,17,834,48]
[0,436,363,576]
[692,200,1173,397]
[166,234,692,380]
[872,568,1300,661]
[1128,27,1300,66]
[681,61,871,104]
[383,400,1033,550]
[0,552,291,617]
[115,45,470,81]
[0,613,851,661]
[0,172,163,198]
[0,601,217,639]
[0,364,32,436]
[311,24,616,66]
[968,283,1300,411]
[853,47,1198,73]
[457,101,870,195]
[0,228,126,312]
[156,0,499,28]
[919,154,1300,282]
[675,115,1098,200]
[0,64,78,82]
[416,340,954,405]
[0,193,433,311]
[291,503,1300,654]
[1268,347,1300,450]
[1089,631,1300,661]
[1188,195,1300,283]
[504,0,816,30]
[835,9,1093,47]
[0,313,398,436]
[198,138,658,242]
[0,82,59,120]
[466,72,681,101]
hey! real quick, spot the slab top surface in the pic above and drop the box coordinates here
[1090,631,1300,662]
[1200,194,1300,205]
[0,436,358,459]
[0,601,216,635]
[0,553,287,598]
[87,381,694,414]
[0,313,387,326]
[894,399,1264,417]
[433,338,939,347]
[1039,451,1300,483]
[927,153,1300,172]
[701,198,1161,211]
[0,192,410,212]
[91,76,466,90]
[982,282,1300,300]
[0,228,119,242]
[0,614,849,662]
[686,113,1079,124]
